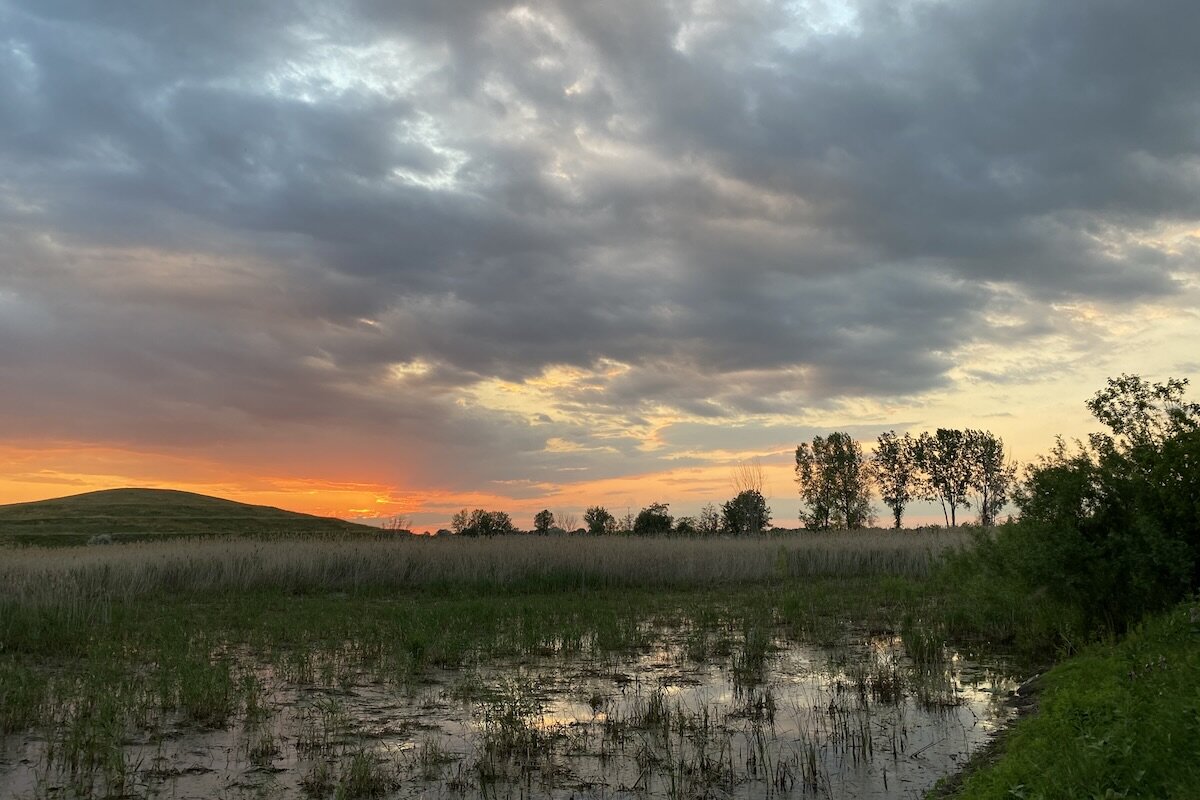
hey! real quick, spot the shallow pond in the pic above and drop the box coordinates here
[1,627,1018,799]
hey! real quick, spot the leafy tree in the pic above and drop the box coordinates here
[870,431,918,529]
[633,502,673,535]
[455,509,516,536]
[1009,375,1200,632]
[795,432,872,529]
[583,506,616,535]
[697,503,722,535]
[1086,373,1199,450]
[533,509,555,534]
[674,516,698,535]
[965,429,1016,527]
[914,429,974,527]
[722,490,771,534]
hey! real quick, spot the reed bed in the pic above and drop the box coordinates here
[0,530,966,612]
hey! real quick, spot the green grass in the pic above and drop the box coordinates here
[0,487,378,544]
[948,598,1200,799]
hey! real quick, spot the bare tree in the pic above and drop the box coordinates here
[556,510,578,531]
[382,513,412,533]
[731,459,766,495]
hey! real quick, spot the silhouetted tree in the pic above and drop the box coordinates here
[583,506,616,535]
[633,502,673,535]
[455,509,515,536]
[533,509,555,533]
[965,429,1016,527]
[722,489,771,534]
[382,513,412,534]
[914,429,974,527]
[674,516,698,535]
[698,503,722,535]
[871,431,918,529]
[795,432,872,529]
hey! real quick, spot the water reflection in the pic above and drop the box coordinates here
[0,629,1018,799]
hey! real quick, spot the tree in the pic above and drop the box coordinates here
[617,509,636,534]
[533,509,555,534]
[1085,373,1199,451]
[382,513,412,534]
[722,489,771,534]
[697,503,722,535]
[965,430,1016,527]
[455,509,516,536]
[674,516,698,535]
[795,432,872,529]
[583,506,616,535]
[870,431,918,529]
[556,510,578,532]
[633,502,673,535]
[914,429,974,527]
[1013,375,1200,630]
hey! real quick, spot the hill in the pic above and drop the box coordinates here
[0,488,380,545]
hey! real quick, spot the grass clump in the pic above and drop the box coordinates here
[949,598,1200,799]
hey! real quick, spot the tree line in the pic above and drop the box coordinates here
[446,489,772,537]
[441,427,1015,537]
[795,427,1016,530]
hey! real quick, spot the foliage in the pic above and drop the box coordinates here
[721,490,771,534]
[633,502,673,535]
[913,429,974,527]
[1008,375,1200,631]
[452,509,516,537]
[673,516,697,535]
[965,429,1016,527]
[936,376,1200,644]
[697,503,722,535]
[794,432,872,529]
[532,509,555,534]
[583,506,616,535]
[870,431,918,529]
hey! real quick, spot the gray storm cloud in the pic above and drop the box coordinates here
[1,0,1198,491]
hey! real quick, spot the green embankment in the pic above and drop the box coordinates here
[0,487,377,544]
[948,598,1200,799]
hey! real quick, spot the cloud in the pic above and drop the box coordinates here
[1,0,1198,507]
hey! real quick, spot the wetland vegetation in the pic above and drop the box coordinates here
[2,374,1198,799]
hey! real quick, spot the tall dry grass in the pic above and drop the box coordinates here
[0,531,967,612]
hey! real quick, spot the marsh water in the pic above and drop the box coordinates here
[1,626,1018,799]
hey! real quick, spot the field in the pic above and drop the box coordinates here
[0,530,1022,800]
[2,519,1193,799]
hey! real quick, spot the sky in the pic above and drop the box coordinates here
[1,0,1198,529]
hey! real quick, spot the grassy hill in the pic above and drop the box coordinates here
[0,488,380,546]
